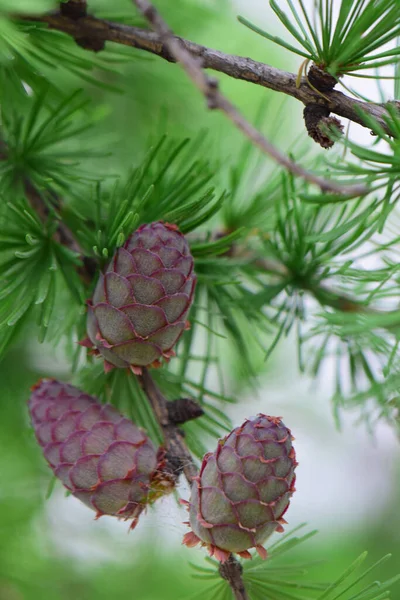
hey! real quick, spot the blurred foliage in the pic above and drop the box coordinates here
[192,525,400,600]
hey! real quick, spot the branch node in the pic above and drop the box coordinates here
[143,5,158,23]
[59,2,106,50]
[167,398,204,425]
[163,451,185,478]
[60,0,87,20]
[303,103,344,149]
[307,64,337,93]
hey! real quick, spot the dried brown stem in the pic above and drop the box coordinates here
[167,398,204,425]
[138,368,249,600]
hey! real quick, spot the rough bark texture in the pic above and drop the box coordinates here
[18,12,394,136]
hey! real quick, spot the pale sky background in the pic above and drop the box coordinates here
[35,0,400,565]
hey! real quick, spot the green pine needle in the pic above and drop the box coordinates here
[239,0,400,79]
[188,527,398,600]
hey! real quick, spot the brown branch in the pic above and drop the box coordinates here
[138,368,249,600]
[17,12,394,137]
[138,368,199,483]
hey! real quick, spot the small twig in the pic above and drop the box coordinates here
[219,556,248,600]
[246,251,384,316]
[131,0,366,197]
[303,104,344,149]
[138,368,198,483]
[138,368,249,600]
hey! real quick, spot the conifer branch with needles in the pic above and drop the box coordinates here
[239,251,374,315]
[130,0,365,192]
[16,8,396,195]
[18,12,394,138]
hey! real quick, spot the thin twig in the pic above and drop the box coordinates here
[138,368,198,483]
[138,368,249,600]
[219,557,248,600]
[18,13,393,137]
[15,7,384,194]
[244,250,385,316]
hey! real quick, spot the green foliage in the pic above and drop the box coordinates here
[233,171,400,423]
[190,526,400,600]
[0,86,97,355]
[68,134,224,264]
[0,199,85,356]
[0,14,133,96]
[222,101,292,232]
[300,105,400,213]
[0,0,56,12]
[0,1,399,598]
[0,87,96,196]
[239,0,400,78]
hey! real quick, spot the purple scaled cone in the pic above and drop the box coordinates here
[84,221,196,374]
[182,414,297,562]
[29,379,163,529]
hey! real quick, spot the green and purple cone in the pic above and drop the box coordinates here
[29,379,163,529]
[84,221,196,374]
[182,414,297,562]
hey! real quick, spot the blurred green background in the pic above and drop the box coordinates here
[1,0,399,598]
